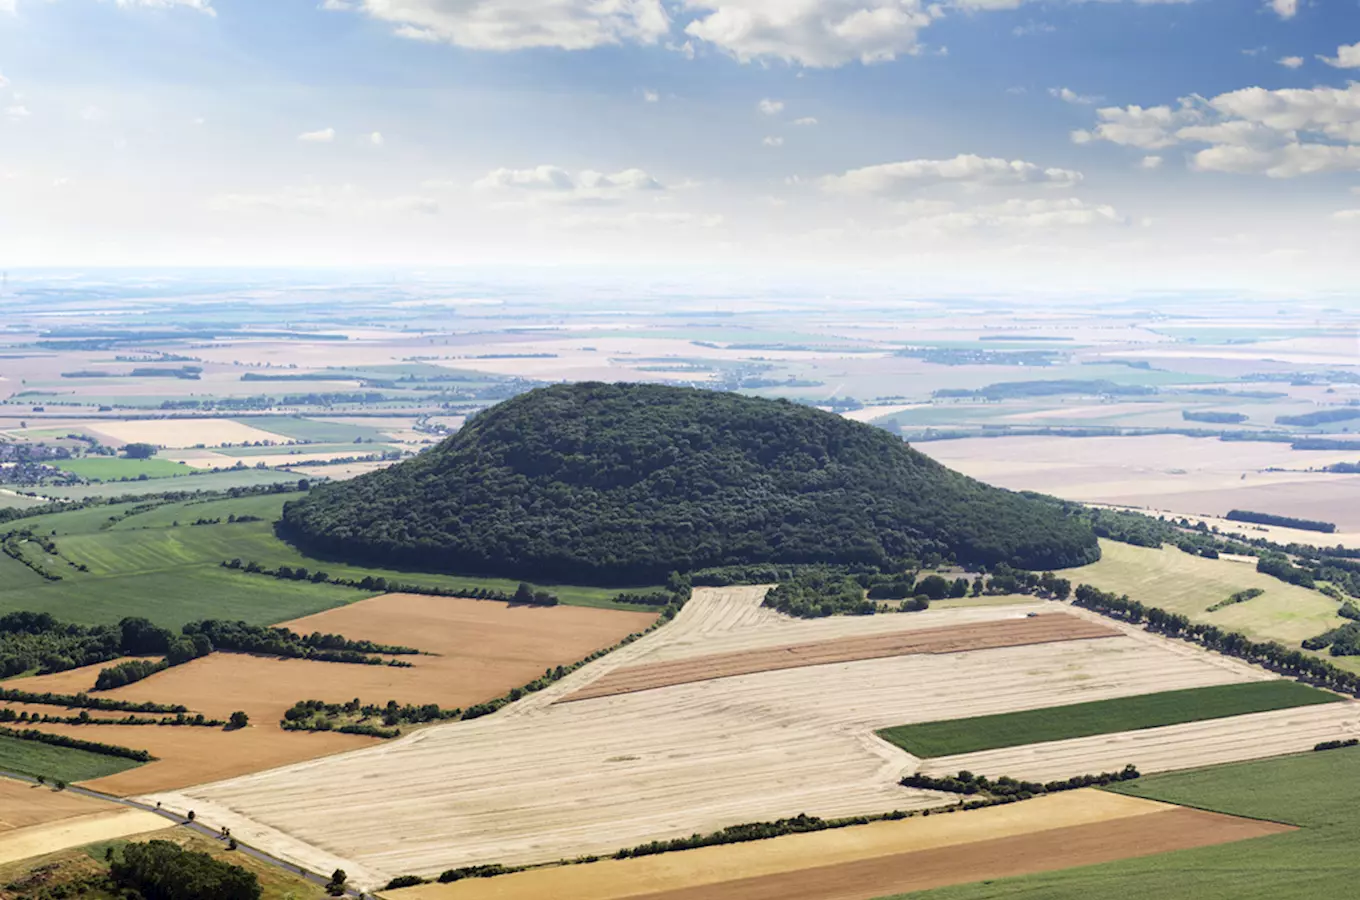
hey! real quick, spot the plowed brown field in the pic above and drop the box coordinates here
[565,613,1119,702]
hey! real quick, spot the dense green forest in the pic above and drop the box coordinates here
[281,383,1099,583]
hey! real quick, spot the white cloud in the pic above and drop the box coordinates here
[1320,41,1360,69]
[758,98,784,116]
[1049,87,1098,105]
[473,165,665,205]
[330,0,669,51]
[110,0,217,14]
[556,211,724,230]
[1277,56,1304,69]
[793,116,818,126]
[80,105,107,122]
[1078,82,1360,177]
[5,104,30,119]
[642,89,660,103]
[208,185,438,216]
[1139,155,1163,169]
[0,72,8,90]
[1267,0,1297,19]
[1013,21,1055,37]
[369,131,384,146]
[1333,209,1360,221]
[682,0,939,67]
[891,197,1125,236]
[298,127,336,143]
[762,135,784,146]
[822,154,1083,195]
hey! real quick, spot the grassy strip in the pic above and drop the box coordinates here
[0,733,146,782]
[0,725,154,762]
[877,681,1341,758]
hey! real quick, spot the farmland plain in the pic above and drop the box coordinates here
[146,588,1277,888]
[897,746,1360,900]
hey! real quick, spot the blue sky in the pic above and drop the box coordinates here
[1,0,1358,292]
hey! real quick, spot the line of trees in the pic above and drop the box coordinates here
[1207,588,1264,612]
[183,619,418,664]
[0,707,222,727]
[1072,584,1360,696]
[0,685,187,714]
[221,558,561,606]
[902,766,1141,798]
[1228,510,1337,534]
[0,724,154,762]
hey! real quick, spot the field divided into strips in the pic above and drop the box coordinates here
[898,747,1360,900]
[878,681,1343,758]
[0,778,115,833]
[233,416,390,443]
[395,790,1290,900]
[38,468,304,501]
[148,589,1277,888]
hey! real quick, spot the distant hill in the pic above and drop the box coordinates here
[280,383,1099,583]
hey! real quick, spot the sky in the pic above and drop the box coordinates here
[1,0,1358,293]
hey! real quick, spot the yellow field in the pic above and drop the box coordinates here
[86,418,291,448]
[1072,540,1345,646]
[0,807,167,866]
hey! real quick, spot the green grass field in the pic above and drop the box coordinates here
[0,735,146,782]
[877,682,1341,758]
[1072,540,1346,648]
[887,747,1360,900]
[38,469,305,501]
[233,416,390,443]
[0,491,656,625]
[54,457,194,481]
[212,442,398,457]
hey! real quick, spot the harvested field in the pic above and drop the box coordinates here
[0,779,114,833]
[392,790,1290,900]
[22,722,373,796]
[564,613,1119,702]
[149,589,1268,888]
[85,418,290,449]
[73,593,656,725]
[920,701,1360,782]
[0,807,167,866]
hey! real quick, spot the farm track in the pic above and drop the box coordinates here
[564,613,1120,702]
[145,587,1270,888]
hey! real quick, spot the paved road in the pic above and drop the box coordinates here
[0,768,370,897]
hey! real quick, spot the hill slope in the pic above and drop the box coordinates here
[280,383,1099,583]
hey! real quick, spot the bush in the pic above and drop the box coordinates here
[385,875,426,889]
[111,839,260,900]
[228,710,249,729]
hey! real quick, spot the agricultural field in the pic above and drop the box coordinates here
[85,419,294,449]
[232,416,391,443]
[397,790,1287,900]
[878,681,1341,758]
[147,588,1288,889]
[1071,541,1346,649]
[0,779,116,834]
[51,458,195,481]
[0,805,168,868]
[0,736,145,784]
[900,747,1360,900]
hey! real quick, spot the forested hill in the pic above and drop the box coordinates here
[280,383,1100,583]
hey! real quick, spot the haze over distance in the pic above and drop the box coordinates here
[4,2,1360,900]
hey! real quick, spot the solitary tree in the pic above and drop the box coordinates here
[228,710,250,730]
[122,442,158,460]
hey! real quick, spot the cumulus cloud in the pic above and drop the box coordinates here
[556,210,724,230]
[757,98,784,115]
[822,154,1082,195]
[762,135,784,146]
[1320,41,1360,69]
[1139,155,1163,169]
[1277,56,1304,69]
[369,131,384,146]
[682,0,940,67]
[473,164,665,204]
[209,185,438,216]
[325,0,669,51]
[1049,87,1098,105]
[1077,82,1360,177]
[5,104,30,119]
[0,71,8,90]
[793,116,818,126]
[1333,209,1360,222]
[642,89,660,103]
[298,127,336,143]
[1267,0,1297,19]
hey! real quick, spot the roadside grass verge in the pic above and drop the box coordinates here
[885,746,1360,900]
[877,681,1342,758]
[0,734,145,783]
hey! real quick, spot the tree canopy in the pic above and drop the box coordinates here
[280,383,1099,583]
